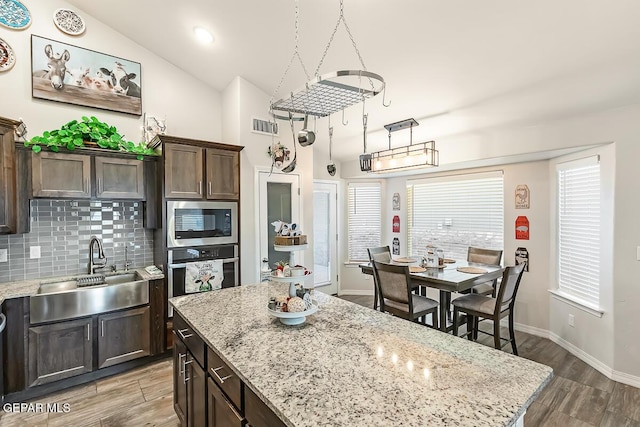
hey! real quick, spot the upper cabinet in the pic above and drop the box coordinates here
[163,138,242,200]
[31,151,146,200]
[0,117,19,234]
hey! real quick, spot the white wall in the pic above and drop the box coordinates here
[222,77,314,285]
[0,0,222,143]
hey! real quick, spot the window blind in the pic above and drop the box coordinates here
[557,156,600,307]
[347,182,381,262]
[407,171,504,260]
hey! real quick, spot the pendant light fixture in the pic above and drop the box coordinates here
[370,118,439,173]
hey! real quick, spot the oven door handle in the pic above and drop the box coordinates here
[222,257,240,263]
[169,263,187,269]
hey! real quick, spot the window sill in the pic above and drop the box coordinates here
[548,289,604,318]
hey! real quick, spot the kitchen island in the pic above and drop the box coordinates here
[170,283,552,426]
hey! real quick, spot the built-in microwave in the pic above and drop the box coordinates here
[167,200,238,248]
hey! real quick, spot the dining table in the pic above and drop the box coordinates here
[360,259,504,332]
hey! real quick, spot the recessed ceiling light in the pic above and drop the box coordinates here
[193,26,214,44]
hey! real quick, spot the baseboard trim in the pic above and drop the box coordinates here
[499,321,640,389]
[338,289,374,296]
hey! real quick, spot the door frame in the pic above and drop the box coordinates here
[313,180,339,295]
[257,170,302,272]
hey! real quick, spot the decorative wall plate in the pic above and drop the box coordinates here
[0,0,31,30]
[0,38,16,72]
[53,8,86,36]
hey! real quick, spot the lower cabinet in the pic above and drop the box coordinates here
[98,306,151,368]
[208,377,244,427]
[28,317,93,386]
[173,331,207,427]
[172,311,286,427]
[28,306,152,387]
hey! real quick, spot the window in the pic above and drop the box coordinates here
[347,182,382,262]
[557,156,600,308]
[407,171,504,260]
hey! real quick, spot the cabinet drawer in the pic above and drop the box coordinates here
[208,346,242,411]
[245,386,287,427]
[207,377,245,427]
[172,311,205,367]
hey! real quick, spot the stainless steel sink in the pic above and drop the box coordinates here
[31,272,149,324]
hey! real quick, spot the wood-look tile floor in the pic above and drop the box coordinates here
[2,295,639,427]
[0,359,179,427]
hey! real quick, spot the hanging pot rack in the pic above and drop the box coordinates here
[269,0,388,121]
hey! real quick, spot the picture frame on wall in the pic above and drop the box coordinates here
[31,35,142,116]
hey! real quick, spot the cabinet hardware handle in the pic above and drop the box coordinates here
[211,366,233,383]
[98,178,102,194]
[208,182,212,195]
[178,352,186,377]
[85,179,89,193]
[87,323,90,341]
[177,328,193,339]
[101,320,104,337]
[183,355,191,383]
[198,181,202,195]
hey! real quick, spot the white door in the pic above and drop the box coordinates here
[258,171,301,271]
[313,181,338,295]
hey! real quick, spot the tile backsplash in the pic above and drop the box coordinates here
[0,200,154,284]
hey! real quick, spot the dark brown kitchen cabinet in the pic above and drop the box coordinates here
[208,377,244,427]
[173,328,207,427]
[0,117,19,234]
[206,148,239,199]
[31,151,148,200]
[164,141,240,200]
[28,317,94,386]
[97,306,151,369]
[95,156,145,199]
[164,143,204,199]
[32,151,92,198]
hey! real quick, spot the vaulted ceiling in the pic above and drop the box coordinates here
[68,0,640,161]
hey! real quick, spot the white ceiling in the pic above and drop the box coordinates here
[68,0,640,162]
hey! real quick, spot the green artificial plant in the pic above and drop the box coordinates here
[25,116,158,160]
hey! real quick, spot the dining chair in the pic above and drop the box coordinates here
[367,246,392,310]
[467,247,503,296]
[452,263,525,354]
[372,261,439,329]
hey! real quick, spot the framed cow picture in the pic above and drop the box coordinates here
[31,35,142,116]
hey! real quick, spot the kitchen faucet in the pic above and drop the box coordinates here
[88,236,107,274]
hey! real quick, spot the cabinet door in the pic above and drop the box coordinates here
[187,355,207,427]
[95,156,145,199]
[165,144,204,199]
[32,151,91,198]
[98,306,150,369]
[173,334,188,426]
[0,123,16,234]
[28,318,93,386]
[207,377,244,427]
[206,148,239,200]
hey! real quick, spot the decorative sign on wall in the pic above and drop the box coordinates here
[392,238,400,255]
[392,192,401,210]
[392,215,400,233]
[515,247,529,272]
[515,216,530,240]
[515,184,530,209]
[31,35,143,116]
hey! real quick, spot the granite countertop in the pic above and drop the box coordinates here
[0,268,164,305]
[170,284,553,427]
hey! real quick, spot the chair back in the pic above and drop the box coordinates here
[467,247,503,266]
[368,246,391,263]
[372,261,412,306]
[495,263,526,313]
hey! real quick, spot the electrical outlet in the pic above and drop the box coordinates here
[30,246,41,259]
[568,314,575,327]
[0,248,7,262]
